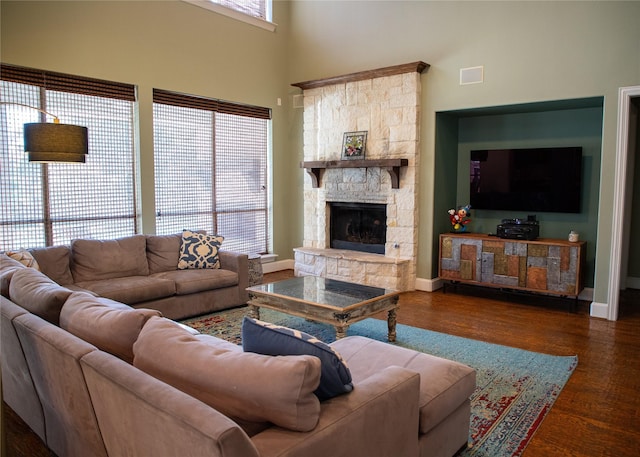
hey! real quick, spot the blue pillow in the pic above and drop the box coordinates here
[241,317,353,401]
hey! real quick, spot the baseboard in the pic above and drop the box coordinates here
[262,259,294,274]
[589,301,609,319]
[415,277,442,292]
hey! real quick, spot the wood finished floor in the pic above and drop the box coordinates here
[3,270,640,456]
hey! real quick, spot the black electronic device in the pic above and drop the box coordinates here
[496,215,540,240]
[469,147,582,213]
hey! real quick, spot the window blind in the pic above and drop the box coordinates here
[153,89,270,255]
[0,64,138,250]
[214,0,266,20]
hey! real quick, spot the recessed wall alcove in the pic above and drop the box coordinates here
[433,97,604,290]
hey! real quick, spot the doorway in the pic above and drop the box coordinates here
[609,86,640,320]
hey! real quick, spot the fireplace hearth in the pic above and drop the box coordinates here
[329,202,386,254]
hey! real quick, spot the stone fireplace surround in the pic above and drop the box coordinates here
[292,62,429,291]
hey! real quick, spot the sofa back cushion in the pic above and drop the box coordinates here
[146,231,208,274]
[71,235,148,282]
[133,317,322,432]
[8,268,73,325]
[29,246,74,286]
[60,292,162,363]
[146,233,182,274]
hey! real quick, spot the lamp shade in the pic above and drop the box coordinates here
[24,122,88,163]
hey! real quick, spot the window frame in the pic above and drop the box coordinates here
[182,0,276,31]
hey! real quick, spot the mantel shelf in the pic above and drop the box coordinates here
[300,159,408,189]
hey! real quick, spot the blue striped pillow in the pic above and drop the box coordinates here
[242,316,353,400]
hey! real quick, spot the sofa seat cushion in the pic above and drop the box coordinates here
[133,317,322,432]
[8,267,73,325]
[74,276,176,305]
[60,292,162,363]
[150,269,238,295]
[330,335,476,435]
[71,235,149,282]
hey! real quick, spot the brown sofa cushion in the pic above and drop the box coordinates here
[29,245,74,286]
[133,317,322,432]
[150,269,238,295]
[8,268,73,325]
[146,232,206,275]
[331,335,476,435]
[71,235,149,282]
[60,292,162,363]
[146,233,182,275]
[73,276,176,305]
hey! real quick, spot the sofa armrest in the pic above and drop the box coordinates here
[251,365,420,457]
[218,250,249,303]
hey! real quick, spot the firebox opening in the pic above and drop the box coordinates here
[329,202,386,254]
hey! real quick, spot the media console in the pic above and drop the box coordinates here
[439,233,586,302]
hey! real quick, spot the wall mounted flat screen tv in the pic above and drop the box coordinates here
[470,147,582,213]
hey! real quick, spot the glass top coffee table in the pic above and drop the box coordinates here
[246,276,399,341]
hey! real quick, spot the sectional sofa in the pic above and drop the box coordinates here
[24,231,249,320]
[1,246,476,457]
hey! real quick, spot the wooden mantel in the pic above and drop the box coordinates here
[301,159,408,189]
[291,61,429,91]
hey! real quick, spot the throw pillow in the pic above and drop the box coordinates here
[242,316,353,400]
[5,249,40,270]
[177,230,224,270]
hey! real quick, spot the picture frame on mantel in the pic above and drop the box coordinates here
[342,131,367,160]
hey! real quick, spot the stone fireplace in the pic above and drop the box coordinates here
[292,62,429,291]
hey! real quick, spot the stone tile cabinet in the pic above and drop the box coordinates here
[439,233,586,300]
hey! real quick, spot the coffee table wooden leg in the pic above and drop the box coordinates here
[335,324,349,340]
[387,308,397,342]
[248,304,260,320]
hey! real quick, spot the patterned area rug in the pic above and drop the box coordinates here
[181,306,577,457]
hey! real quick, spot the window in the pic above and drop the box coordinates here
[0,64,138,251]
[182,0,275,31]
[214,0,267,20]
[153,89,270,255]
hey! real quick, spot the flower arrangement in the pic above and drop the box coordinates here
[448,205,471,232]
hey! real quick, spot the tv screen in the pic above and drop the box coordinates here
[470,147,582,213]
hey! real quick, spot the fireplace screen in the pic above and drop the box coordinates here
[329,202,386,254]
